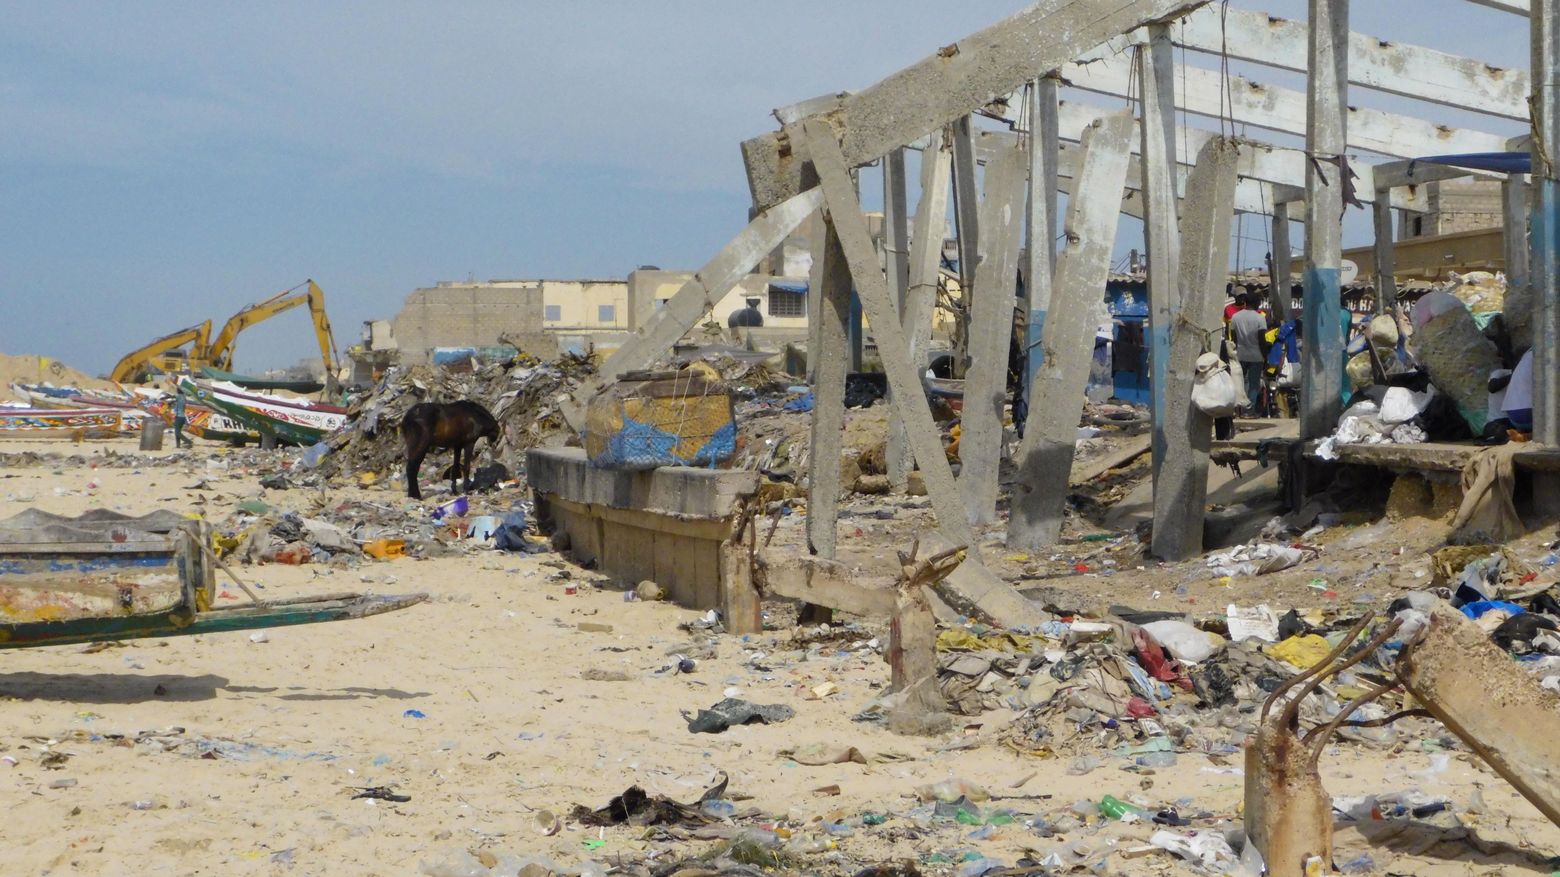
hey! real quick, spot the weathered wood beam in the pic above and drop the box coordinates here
[562,188,823,430]
[960,145,1028,525]
[1007,112,1134,550]
[800,119,975,551]
[1139,26,1180,505]
[1301,0,1350,440]
[1161,6,1529,120]
[887,132,952,490]
[1060,54,1511,159]
[740,0,1211,211]
[1151,138,1240,561]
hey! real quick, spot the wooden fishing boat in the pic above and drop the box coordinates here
[0,406,135,438]
[200,366,325,395]
[137,394,258,445]
[177,377,346,447]
[0,509,425,649]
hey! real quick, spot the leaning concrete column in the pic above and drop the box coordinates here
[1006,112,1134,550]
[1150,138,1241,561]
[1022,78,1060,412]
[950,116,981,375]
[1372,192,1396,317]
[1138,24,1182,502]
[801,119,975,552]
[887,133,952,490]
[1504,172,1532,354]
[807,208,852,560]
[959,145,1028,525]
[1269,206,1294,323]
[1396,601,1560,829]
[1300,0,1349,439]
[1534,2,1560,444]
[881,148,913,491]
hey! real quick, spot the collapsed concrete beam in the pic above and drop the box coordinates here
[1007,112,1134,550]
[754,555,898,617]
[741,0,1211,211]
[1060,53,1512,159]
[807,213,852,560]
[1395,601,1560,829]
[562,187,822,429]
[799,119,975,552]
[1151,138,1240,561]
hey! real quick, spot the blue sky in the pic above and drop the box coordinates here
[0,2,1532,374]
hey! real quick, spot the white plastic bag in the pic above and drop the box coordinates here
[1191,352,1240,417]
[1141,620,1222,663]
[1276,360,1300,388]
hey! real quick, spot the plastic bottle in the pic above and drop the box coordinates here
[1135,751,1178,768]
[701,799,737,819]
[1098,795,1148,821]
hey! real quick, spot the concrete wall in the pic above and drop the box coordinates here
[1340,226,1506,283]
[1401,178,1504,239]
[540,280,630,331]
[626,269,811,334]
[391,282,552,364]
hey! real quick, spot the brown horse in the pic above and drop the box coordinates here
[402,401,499,500]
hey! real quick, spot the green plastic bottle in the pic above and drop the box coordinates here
[1098,795,1146,820]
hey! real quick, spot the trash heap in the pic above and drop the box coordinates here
[318,353,595,482]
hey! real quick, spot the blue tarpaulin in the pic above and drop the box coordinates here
[1413,152,1531,175]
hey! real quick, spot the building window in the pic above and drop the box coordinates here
[768,290,806,317]
[544,304,562,322]
[598,304,616,323]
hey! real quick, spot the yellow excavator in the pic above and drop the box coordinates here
[109,321,213,384]
[200,279,340,392]
[109,280,341,392]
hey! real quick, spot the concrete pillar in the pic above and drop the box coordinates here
[1023,78,1060,411]
[1138,25,1182,504]
[1150,138,1241,561]
[1270,207,1294,322]
[1300,0,1350,440]
[951,116,981,376]
[1372,193,1396,316]
[807,213,851,560]
[959,145,1028,525]
[1533,3,1560,444]
[888,133,952,489]
[1006,112,1134,550]
[1506,173,1534,354]
[801,119,975,552]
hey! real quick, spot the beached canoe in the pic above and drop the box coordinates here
[200,366,325,395]
[177,377,346,446]
[137,394,258,445]
[0,406,136,438]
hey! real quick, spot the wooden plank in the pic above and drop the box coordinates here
[800,119,975,551]
[1006,112,1134,549]
[959,144,1028,525]
[740,0,1211,210]
[1151,137,1241,561]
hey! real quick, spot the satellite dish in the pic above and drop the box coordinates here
[1340,259,1359,286]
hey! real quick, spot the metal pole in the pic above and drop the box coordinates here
[1300,0,1349,440]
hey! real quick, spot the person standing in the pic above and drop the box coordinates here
[172,389,192,449]
[1228,294,1269,412]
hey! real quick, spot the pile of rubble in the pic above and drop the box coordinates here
[318,353,595,482]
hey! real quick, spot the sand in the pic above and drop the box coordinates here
[1,437,1558,876]
[1,352,118,402]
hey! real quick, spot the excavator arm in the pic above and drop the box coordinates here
[109,320,213,384]
[202,280,340,392]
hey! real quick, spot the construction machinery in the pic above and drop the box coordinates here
[109,321,213,384]
[107,280,341,393]
[201,280,341,393]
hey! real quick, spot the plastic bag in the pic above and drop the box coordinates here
[1191,353,1240,417]
[1142,620,1222,663]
